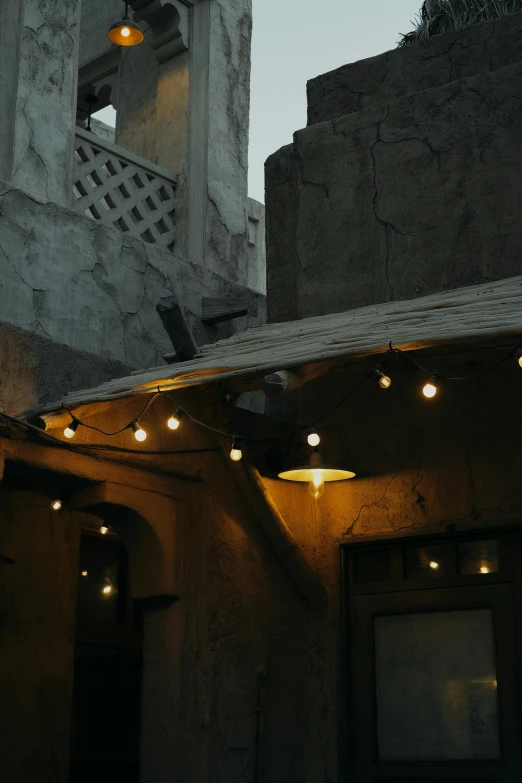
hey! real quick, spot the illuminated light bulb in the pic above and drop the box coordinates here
[51,499,63,511]
[309,469,325,499]
[306,427,320,448]
[131,420,147,442]
[429,561,439,570]
[423,376,439,399]
[64,418,79,439]
[121,26,130,37]
[230,438,243,462]
[515,348,522,368]
[167,409,182,431]
[81,570,88,577]
[480,566,490,574]
[102,584,112,595]
[100,525,109,536]
[373,369,392,389]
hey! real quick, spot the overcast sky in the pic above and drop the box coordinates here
[96,0,423,203]
[249,0,423,202]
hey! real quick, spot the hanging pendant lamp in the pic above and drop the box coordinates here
[107,1,144,47]
[278,450,355,500]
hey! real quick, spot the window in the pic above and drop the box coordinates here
[343,530,522,783]
[70,533,143,783]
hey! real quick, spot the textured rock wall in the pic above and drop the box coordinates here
[308,13,522,125]
[0,0,82,206]
[266,17,522,323]
[0,181,265,376]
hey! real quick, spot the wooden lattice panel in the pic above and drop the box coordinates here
[73,128,176,252]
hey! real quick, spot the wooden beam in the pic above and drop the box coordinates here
[156,295,198,361]
[202,295,257,325]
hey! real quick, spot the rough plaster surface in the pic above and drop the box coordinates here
[0,181,265,371]
[247,197,266,293]
[0,0,81,206]
[307,12,522,125]
[0,492,84,783]
[0,322,132,417]
[266,52,522,322]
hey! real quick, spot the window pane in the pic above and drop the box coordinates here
[405,544,452,579]
[375,609,500,760]
[459,540,498,576]
[76,536,125,627]
[354,549,391,584]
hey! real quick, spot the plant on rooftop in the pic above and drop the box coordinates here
[398,0,522,46]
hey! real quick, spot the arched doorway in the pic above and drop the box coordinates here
[69,531,143,783]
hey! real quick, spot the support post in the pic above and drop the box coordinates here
[0,0,82,205]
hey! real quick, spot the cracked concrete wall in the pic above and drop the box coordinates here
[0,181,265,410]
[266,16,522,323]
[0,0,82,207]
[307,12,522,125]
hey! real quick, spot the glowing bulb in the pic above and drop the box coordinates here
[100,525,109,536]
[51,499,63,511]
[429,561,439,570]
[423,376,439,398]
[167,410,182,430]
[102,584,112,595]
[230,439,243,462]
[121,26,130,37]
[131,420,147,442]
[308,469,325,499]
[307,428,320,448]
[81,570,88,577]
[373,369,392,389]
[480,566,490,574]
[64,419,79,439]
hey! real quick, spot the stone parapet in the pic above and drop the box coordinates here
[307,12,522,126]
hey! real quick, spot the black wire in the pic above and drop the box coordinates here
[390,344,517,381]
[62,393,160,437]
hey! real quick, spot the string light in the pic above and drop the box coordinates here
[131,420,147,442]
[306,426,321,448]
[100,524,109,535]
[423,375,439,399]
[230,438,243,462]
[516,348,522,368]
[81,570,88,577]
[372,369,392,389]
[64,417,79,439]
[429,560,439,570]
[50,499,63,511]
[102,584,112,595]
[167,409,183,431]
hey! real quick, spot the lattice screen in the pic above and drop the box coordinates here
[73,129,176,252]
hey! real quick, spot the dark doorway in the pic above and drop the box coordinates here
[343,529,522,783]
[69,533,143,783]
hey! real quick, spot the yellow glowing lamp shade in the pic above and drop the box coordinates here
[107,2,144,48]
[279,451,355,499]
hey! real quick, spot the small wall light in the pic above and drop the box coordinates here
[100,524,110,536]
[64,417,79,439]
[131,420,147,442]
[230,438,243,462]
[372,369,392,389]
[278,451,355,500]
[423,375,440,399]
[107,1,144,47]
[50,499,63,512]
[167,409,183,431]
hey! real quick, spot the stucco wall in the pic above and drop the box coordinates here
[0,181,265,377]
[0,491,85,783]
[266,17,522,323]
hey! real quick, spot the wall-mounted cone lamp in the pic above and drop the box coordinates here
[108,1,144,47]
[278,450,355,500]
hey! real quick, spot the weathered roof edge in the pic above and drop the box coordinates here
[35,274,522,418]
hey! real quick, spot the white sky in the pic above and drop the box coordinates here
[95,0,423,203]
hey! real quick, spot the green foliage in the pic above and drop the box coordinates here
[399,0,522,46]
